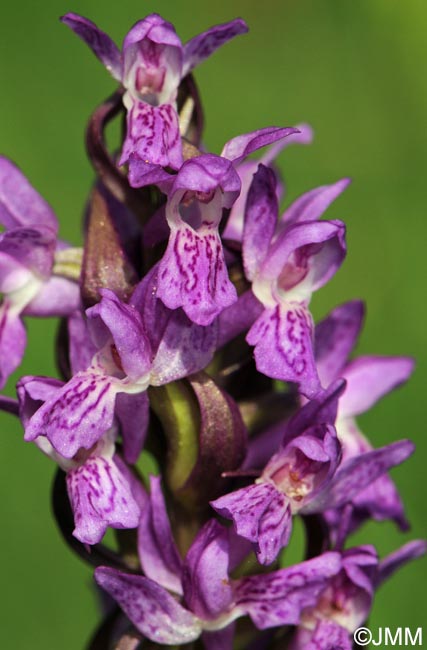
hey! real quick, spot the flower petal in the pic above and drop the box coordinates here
[183,18,248,76]
[305,439,415,513]
[243,164,278,281]
[211,482,280,544]
[0,303,26,388]
[221,127,300,166]
[67,454,141,544]
[247,303,321,398]
[24,275,80,317]
[280,178,350,227]
[0,157,58,231]
[376,540,427,588]
[338,355,415,418]
[115,392,150,464]
[138,475,183,595]
[94,567,202,644]
[314,300,365,387]
[157,224,237,326]
[234,552,342,629]
[24,371,120,458]
[183,520,233,620]
[120,101,182,169]
[87,289,152,382]
[61,13,122,80]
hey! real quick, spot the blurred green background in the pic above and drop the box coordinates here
[0,0,426,647]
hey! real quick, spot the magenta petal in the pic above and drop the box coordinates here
[296,621,352,650]
[256,493,292,565]
[0,157,58,231]
[281,178,350,227]
[243,164,278,281]
[247,303,321,398]
[338,355,415,418]
[24,371,119,458]
[315,300,365,387]
[115,392,149,464]
[221,127,300,166]
[151,309,218,384]
[218,290,263,348]
[120,101,182,169]
[183,18,248,76]
[0,226,56,278]
[24,276,80,317]
[235,552,341,629]
[183,520,233,620]
[67,454,141,544]
[157,224,237,326]
[94,568,202,644]
[0,304,26,388]
[87,289,152,381]
[305,439,415,513]
[259,220,346,293]
[376,540,427,588]
[138,476,183,594]
[211,482,279,543]
[127,157,173,189]
[61,13,122,80]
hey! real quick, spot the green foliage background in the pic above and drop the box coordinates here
[0,1,425,647]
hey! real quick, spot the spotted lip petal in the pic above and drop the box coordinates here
[67,454,141,544]
[23,370,121,458]
[119,101,183,169]
[157,223,237,326]
[247,302,321,398]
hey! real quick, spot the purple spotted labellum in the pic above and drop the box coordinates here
[0,157,79,387]
[61,12,248,170]
[242,164,348,397]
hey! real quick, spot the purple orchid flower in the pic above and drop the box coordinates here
[95,475,342,649]
[315,300,415,533]
[17,375,142,544]
[0,157,80,387]
[62,12,248,169]
[211,383,415,565]
[241,164,348,397]
[289,540,426,650]
[23,274,217,463]
[155,154,241,326]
